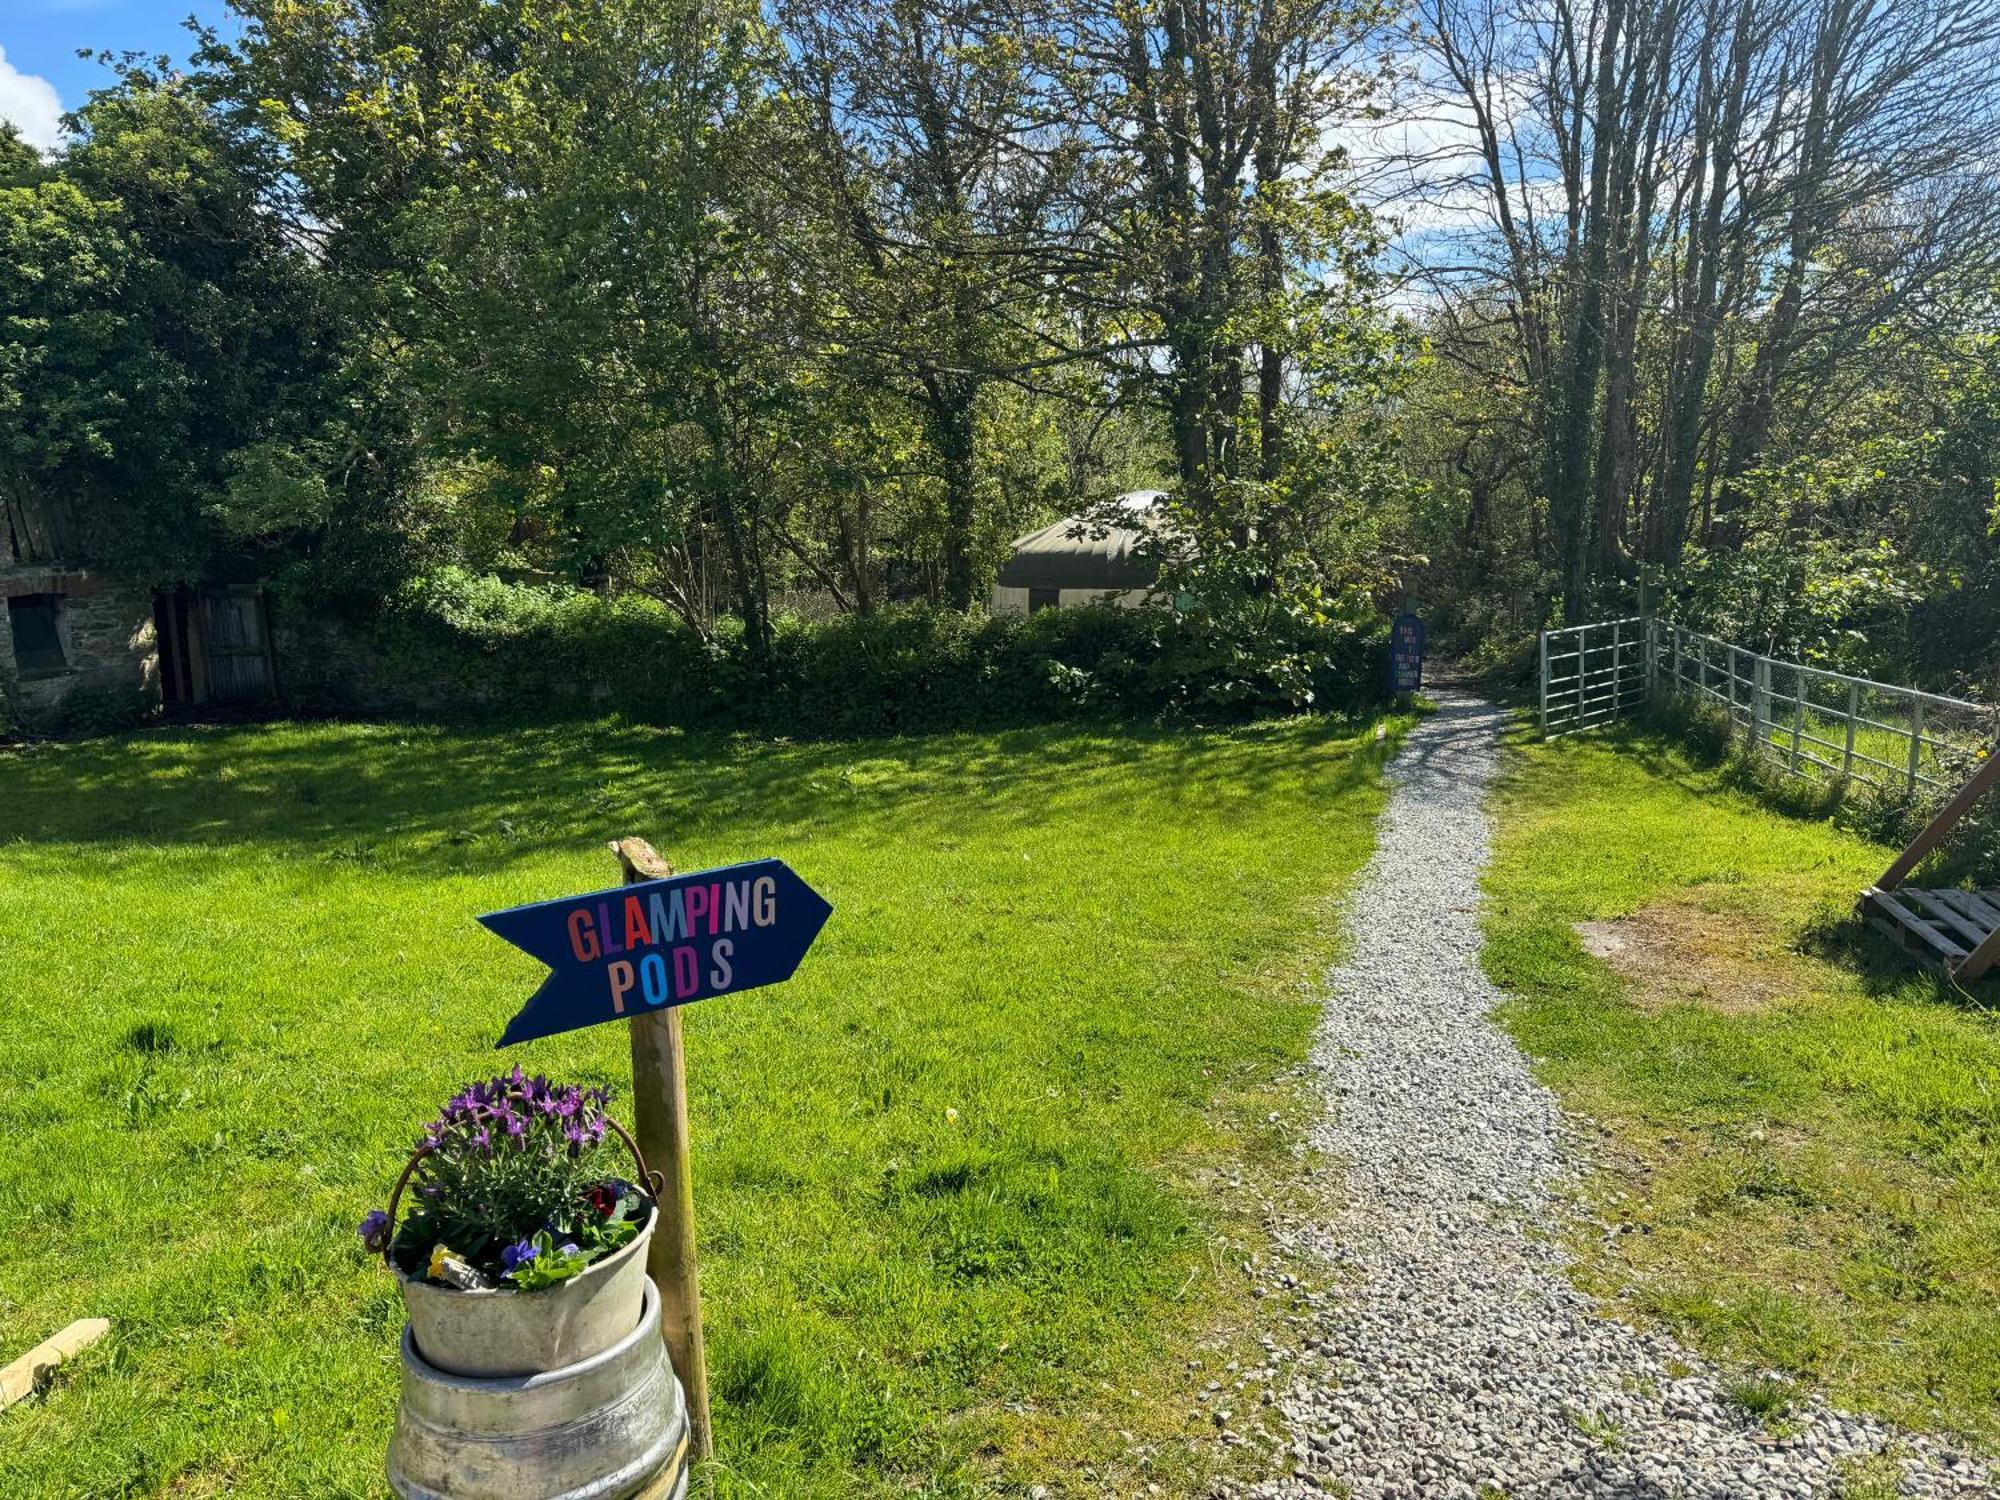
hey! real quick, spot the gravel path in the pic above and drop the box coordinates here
[1242,691,1992,1500]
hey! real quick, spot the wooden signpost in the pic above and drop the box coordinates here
[478,839,834,1463]
[1390,612,1425,696]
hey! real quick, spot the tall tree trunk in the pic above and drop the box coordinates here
[1712,0,1848,541]
[713,484,771,666]
[1252,8,1285,486]
[1655,0,1753,569]
[922,372,981,610]
[1544,0,1628,622]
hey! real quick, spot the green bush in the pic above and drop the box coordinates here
[1644,694,1734,767]
[276,570,1389,734]
[5,679,155,738]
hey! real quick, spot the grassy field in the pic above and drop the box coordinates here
[1483,722,2000,1450]
[0,713,1393,1498]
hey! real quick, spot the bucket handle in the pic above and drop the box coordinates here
[381,1113,665,1269]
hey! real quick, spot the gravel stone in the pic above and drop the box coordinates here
[1247,692,1994,1500]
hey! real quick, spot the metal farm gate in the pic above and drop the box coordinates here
[1655,624,1995,794]
[1536,617,1649,736]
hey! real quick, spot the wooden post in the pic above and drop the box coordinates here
[1727,646,1738,731]
[1538,630,1550,737]
[1576,627,1589,723]
[0,1319,109,1411]
[1790,670,1805,773]
[1754,656,1770,759]
[611,837,713,1463]
[1673,626,1683,694]
[1872,745,2000,891]
[186,591,211,706]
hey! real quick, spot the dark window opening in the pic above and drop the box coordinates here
[7,594,67,677]
[1027,587,1061,614]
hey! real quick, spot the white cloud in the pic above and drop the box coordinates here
[0,46,65,154]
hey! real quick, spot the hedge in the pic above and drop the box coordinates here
[274,570,1389,735]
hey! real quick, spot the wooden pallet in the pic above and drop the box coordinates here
[1858,747,2000,982]
[1861,884,2000,980]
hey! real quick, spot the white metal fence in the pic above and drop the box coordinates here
[1540,619,1997,795]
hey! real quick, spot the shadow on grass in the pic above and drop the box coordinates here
[1796,908,2000,1013]
[0,712,1391,874]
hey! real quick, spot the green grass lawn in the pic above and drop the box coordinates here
[0,714,1392,1498]
[1484,722,2000,1449]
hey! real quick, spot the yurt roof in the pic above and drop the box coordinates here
[995,491,1167,591]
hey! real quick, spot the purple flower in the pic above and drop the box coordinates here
[557,1242,579,1257]
[357,1209,390,1252]
[502,1240,539,1272]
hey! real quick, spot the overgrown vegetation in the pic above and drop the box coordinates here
[1,0,1410,714]
[1484,724,2000,1452]
[0,713,1395,1496]
[275,574,1386,731]
[8,2,1998,714]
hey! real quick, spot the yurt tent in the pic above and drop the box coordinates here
[989,491,1167,614]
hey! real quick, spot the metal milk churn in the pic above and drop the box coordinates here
[387,1277,689,1500]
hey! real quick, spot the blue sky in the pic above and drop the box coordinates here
[2,1,238,150]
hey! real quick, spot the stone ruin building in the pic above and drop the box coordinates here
[1,490,276,730]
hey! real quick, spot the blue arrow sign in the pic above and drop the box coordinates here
[480,858,833,1047]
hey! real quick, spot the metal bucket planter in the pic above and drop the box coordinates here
[397,1204,656,1378]
[382,1116,664,1379]
[389,1275,689,1500]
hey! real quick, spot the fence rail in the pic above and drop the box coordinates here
[1539,619,1996,796]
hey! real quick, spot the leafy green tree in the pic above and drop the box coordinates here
[1049,0,1415,696]
[775,0,1089,608]
[0,82,333,582]
[226,0,806,653]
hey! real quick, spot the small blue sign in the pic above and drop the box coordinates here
[1390,612,1425,694]
[480,858,833,1047]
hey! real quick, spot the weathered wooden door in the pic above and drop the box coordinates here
[199,586,276,703]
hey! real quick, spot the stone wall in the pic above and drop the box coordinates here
[0,567,160,731]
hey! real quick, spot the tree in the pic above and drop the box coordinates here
[1048,0,1413,678]
[226,0,818,654]
[775,0,1088,608]
[0,79,335,584]
[1392,0,2000,627]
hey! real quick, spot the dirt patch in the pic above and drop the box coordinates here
[1576,893,1820,1014]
